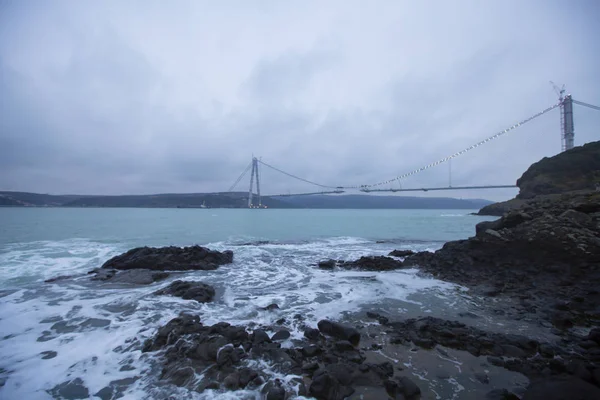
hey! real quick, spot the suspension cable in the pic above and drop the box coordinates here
[573,99,600,112]
[360,102,561,188]
[228,161,253,192]
[258,159,354,189]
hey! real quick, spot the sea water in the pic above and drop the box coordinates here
[0,208,496,399]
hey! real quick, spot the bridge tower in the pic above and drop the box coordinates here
[553,82,575,152]
[562,94,575,151]
[247,157,261,208]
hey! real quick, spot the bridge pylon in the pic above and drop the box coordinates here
[248,157,262,208]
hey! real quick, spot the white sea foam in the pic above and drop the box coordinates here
[0,236,460,398]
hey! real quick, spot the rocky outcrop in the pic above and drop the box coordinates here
[101,245,233,271]
[405,190,600,329]
[154,280,215,303]
[318,256,404,271]
[142,313,420,399]
[478,141,600,215]
[388,249,415,257]
[516,141,600,199]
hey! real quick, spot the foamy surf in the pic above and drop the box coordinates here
[0,235,466,398]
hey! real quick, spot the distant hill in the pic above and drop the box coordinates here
[0,191,492,209]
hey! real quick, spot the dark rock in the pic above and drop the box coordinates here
[302,345,321,357]
[385,376,421,400]
[223,372,240,390]
[261,303,280,311]
[302,361,319,371]
[318,320,360,346]
[304,327,321,341]
[216,344,239,367]
[475,372,490,384]
[154,280,215,303]
[91,268,170,285]
[516,140,600,199]
[334,340,355,351]
[49,378,90,399]
[337,256,403,271]
[388,250,415,257]
[263,379,286,400]
[44,275,73,283]
[593,368,600,386]
[252,329,271,345]
[310,366,355,400]
[101,245,233,271]
[551,312,574,329]
[522,377,600,400]
[458,311,480,319]
[271,330,291,341]
[318,259,336,269]
[40,350,57,359]
[587,328,600,344]
[578,340,597,350]
[488,356,505,367]
[486,388,519,400]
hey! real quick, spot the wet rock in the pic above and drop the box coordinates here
[318,320,360,346]
[223,372,241,390]
[486,388,519,400]
[271,329,291,341]
[261,303,280,311]
[310,366,355,400]
[587,328,600,344]
[302,345,321,357]
[91,268,170,284]
[522,377,600,400]
[335,340,355,351]
[318,259,336,269]
[40,350,57,359]
[49,378,89,399]
[384,376,421,400]
[44,275,73,283]
[388,250,415,257]
[101,245,233,271]
[252,329,271,345]
[366,311,389,325]
[458,311,480,319]
[154,280,215,303]
[337,256,403,271]
[475,372,490,384]
[304,327,321,340]
[263,379,286,400]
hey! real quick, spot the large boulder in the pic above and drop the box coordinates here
[317,320,360,346]
[338,256,403,271]
[101,245,233,271]
[154,280,215,303]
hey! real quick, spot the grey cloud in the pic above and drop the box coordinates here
[0,0,599,200]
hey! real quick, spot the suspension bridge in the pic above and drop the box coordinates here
[228,89,600,208]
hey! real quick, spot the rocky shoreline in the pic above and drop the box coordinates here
[41,141,600,399]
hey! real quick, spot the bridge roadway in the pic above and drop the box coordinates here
[266,185,517,196]
[359,185,517,193]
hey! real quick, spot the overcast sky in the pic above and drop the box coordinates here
[1,0,599,200]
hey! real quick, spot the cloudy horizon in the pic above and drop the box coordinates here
[1,0,599,201]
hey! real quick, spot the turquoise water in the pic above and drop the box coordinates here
[0,208,488,246]
[0,208,495,399]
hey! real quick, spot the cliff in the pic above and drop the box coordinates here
[479,140,600,215]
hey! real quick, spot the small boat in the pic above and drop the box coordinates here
[200,200,209,209]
